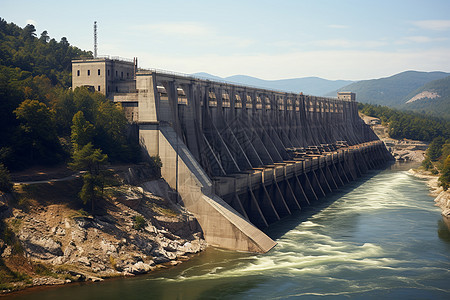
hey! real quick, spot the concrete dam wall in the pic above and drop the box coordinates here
[72,59,393,253]
[127,71,391,253]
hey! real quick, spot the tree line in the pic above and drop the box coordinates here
[358,103,450,141]
[0,18,90,87]
[422,137,450,191]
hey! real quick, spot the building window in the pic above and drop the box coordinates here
[116,71,118,77]
[98,85,101,91]
[87,70,90,76]
[121,72,123,79]
[77,70,80,76]
[107,69,110,77]
[98,69,101,76]
[127,72,129,78]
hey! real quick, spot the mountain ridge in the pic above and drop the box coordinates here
[191,72,353,96]
[327,70,450,106]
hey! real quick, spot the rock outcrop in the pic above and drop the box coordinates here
[0,171,206,293]
[435,190,450,217]
[408,168,450,218]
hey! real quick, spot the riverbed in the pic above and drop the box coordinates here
[7,163,450,299]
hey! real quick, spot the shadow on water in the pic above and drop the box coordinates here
[265,165,390,241]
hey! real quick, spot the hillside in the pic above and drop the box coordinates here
[0,18,140,172]
[329,71,449,107]
[402,75,450,119]
[0,18,91,87]
[358,103,450,142]
[0,166,205,292]
[192,72,353,96]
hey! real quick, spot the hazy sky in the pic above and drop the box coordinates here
[2,0,450,80]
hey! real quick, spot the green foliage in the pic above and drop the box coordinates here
[69,143,108,213]
[359,103,450,142]
[71,111,95,150]
[0,220,14,245]
[109,256,119,271]
[33,263,57,278]
[79,173,96,206]
[0,163,13,193]
[0,18,92,87]
[133,215,147,231]
[69,143,108,175]
[422,157,433,171]
[422,138,450,183]
[148,155,163,178]
[427,137,445,162]
[59,87,140,163]
[439,155,450,191]
[13,99,63,165]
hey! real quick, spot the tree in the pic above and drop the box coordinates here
[439,155,450,191]
[13,99,62,164]
[69,143,107,176]
[0,163,13,193]
[71,111,95,150]
[69,143,108,213]
[22,24,36,39]
[39,30,49,43]
[427,137,445,162]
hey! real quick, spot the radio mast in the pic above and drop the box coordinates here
[94,21,97,58]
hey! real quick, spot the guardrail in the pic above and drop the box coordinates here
[138,67,301,95]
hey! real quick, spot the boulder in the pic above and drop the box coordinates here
[19,233,63,259]
[78,256,91,266]
[124,261,152,275]
[100,239,117,254]
[71,227,87,242]
[152,248,176,264]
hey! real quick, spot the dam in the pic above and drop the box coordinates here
[72,56,393,253]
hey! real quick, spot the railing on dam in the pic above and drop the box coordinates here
[137,67,299,94]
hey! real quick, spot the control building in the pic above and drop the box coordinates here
[337,92,356,102]
[72,56,138,121]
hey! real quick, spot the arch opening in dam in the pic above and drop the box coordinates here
[72,57,393,253]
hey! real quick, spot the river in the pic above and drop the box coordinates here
[8,163,450,299]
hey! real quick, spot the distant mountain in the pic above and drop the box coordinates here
[402,75,450,119]
[192,72,225,82]
[328,71,450,107]
[191,72,353,96]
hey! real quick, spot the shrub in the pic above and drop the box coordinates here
[133,215,146,231]
[146,155,162,178]
[439,155,450,191]
[0,164,13,193]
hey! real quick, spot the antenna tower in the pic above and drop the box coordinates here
[94,21,97,58]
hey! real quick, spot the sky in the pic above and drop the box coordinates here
[1,0,450,81]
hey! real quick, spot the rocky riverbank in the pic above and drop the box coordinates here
[408,168,450,217]
[0,165,206,294]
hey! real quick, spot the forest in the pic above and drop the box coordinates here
[358,103,450,141]
[0,19,140,193]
